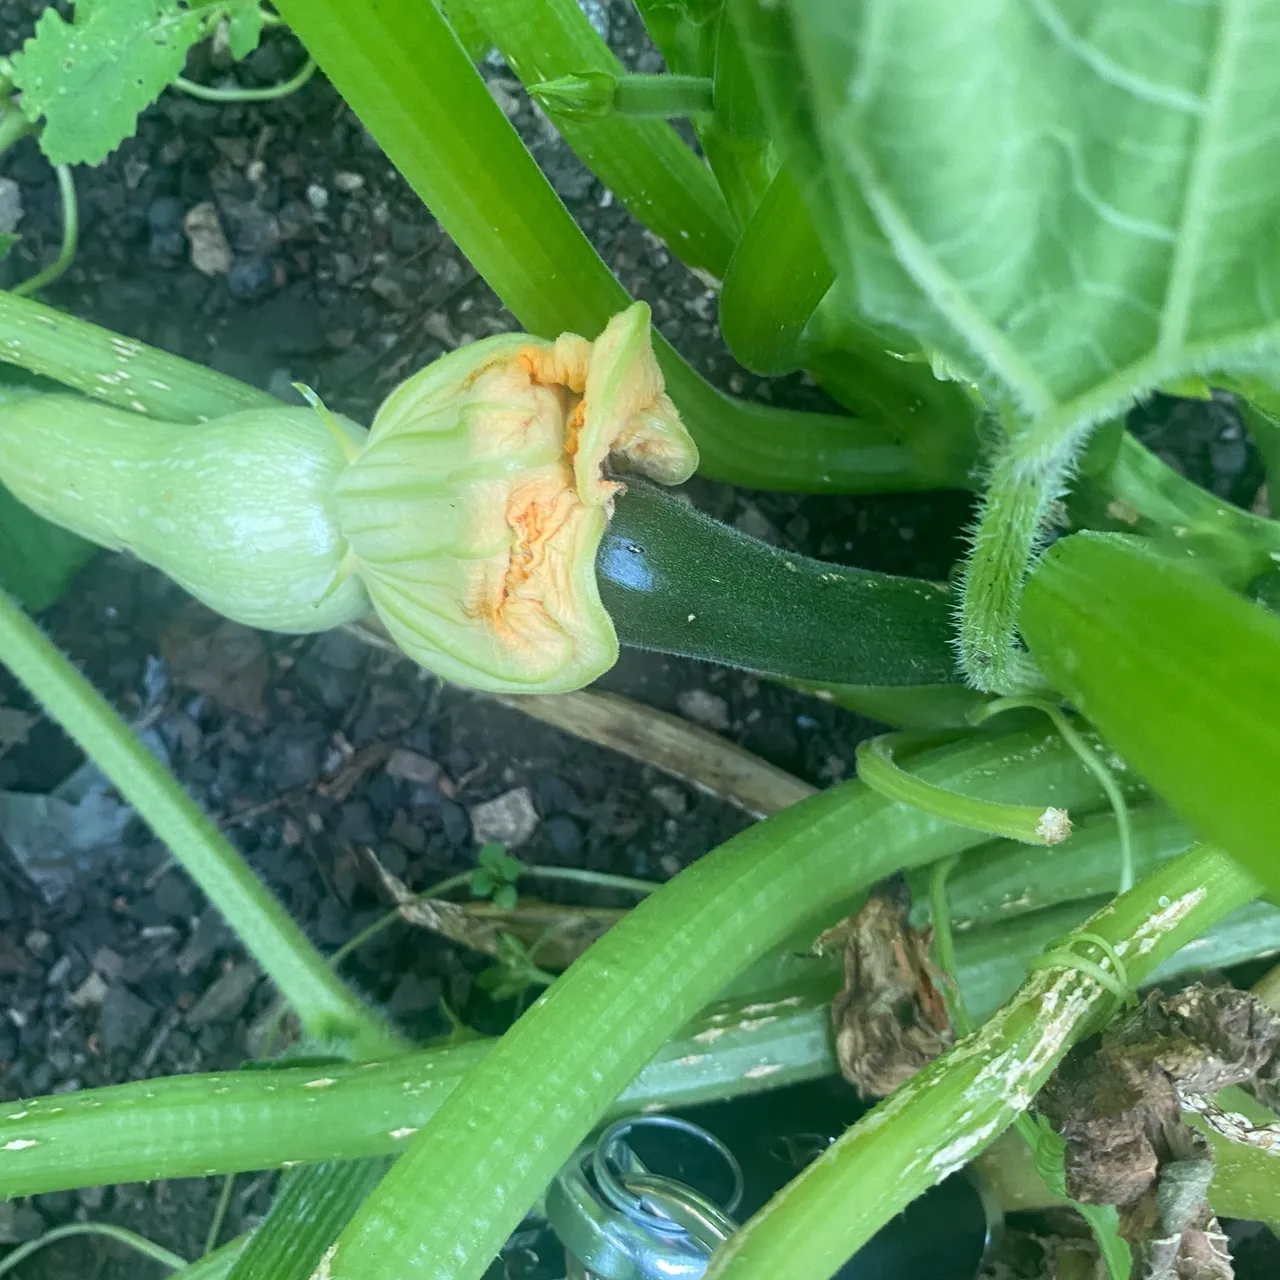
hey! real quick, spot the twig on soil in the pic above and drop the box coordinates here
[345,620,816,817]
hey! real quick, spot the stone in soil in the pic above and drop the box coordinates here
[469,787,540,849]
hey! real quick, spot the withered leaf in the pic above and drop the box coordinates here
[818,878,952,1098]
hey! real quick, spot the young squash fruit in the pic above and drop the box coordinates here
[0,303,697,694]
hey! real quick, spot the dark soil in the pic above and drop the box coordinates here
[0,3,1271,1278]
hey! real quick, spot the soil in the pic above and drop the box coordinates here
[0,3,1273,1278]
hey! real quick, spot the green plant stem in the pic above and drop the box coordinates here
[273,0,958,494]
[908,803,1189,929]
[205,1174,236,1256]
[975,697,1135,891]
[705,845,1260,1280]
[719,166,832,375]
[531,71,716,119]
[11,163,77,298]
[0,291,274,421]
[313,727,1146,1279]
[1075,426,1280,587]
[856,732,1071,845]
[172,57,317,102]
[958,426,1079,693]
[225,1159,388,1280]
[1,888,1275,1200]
[0,100,36,152]
[1253,958,1280,1012]
[448,0,735,275]
[0,591,397,1058]
[0,1222,186,1276]
[928,855,972,1033]
[172,1236,246,1280]
[523,864,657,896]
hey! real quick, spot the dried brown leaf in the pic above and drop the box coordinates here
[819,879,952,1098]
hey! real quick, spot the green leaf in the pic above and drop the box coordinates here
[492,883,518,911]
[0,483,94,610]
[225,2,265,60]
[785,0,1280,436]
[11,0,222,165]
[0,234,18,264]
[1020,531,1280,897]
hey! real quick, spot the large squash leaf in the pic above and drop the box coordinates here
[782,0,1280,433]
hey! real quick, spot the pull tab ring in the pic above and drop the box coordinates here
[593,1114,744,1235]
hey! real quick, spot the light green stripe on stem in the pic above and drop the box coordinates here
[272,0,953,495]
[705,844,1259,1280]
[1,885,1275,1201]
[314,727,1145,1279]
[0,591,397,1058]
[0,291,275,422]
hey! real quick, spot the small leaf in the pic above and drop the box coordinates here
[11,0,219,165]
[493,884,518,911]
[0,234,18,264]
[477,842,506,871]
[225,1,265,60]
[470,868,495,897]
[1021,532,1280,897]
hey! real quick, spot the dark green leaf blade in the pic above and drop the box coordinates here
[1020,531,1280,895]
[0,483,93,610]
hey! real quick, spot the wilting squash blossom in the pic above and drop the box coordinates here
[335,302,696,691]
[0,303,697,693]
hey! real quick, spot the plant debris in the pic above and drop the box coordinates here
[816,878,952,1098]
[1040,983,1280,1278]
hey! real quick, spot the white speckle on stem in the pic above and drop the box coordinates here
[302,1077,337,1089]
[2,1139,38,1151]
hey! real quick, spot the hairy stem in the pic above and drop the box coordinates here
[958,428,1082,692]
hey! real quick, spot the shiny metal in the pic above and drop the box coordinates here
[547,1114,743,1280]
[617,1173,737,1253]
[593,1115,744,1230]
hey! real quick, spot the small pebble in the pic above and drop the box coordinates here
[676,689,731,732]
[470,786,539,848]
[334,170,365,194]
[182,201,233,276]
[306,182,330,212]
[227,254,273,300]
[650,785,689,819]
